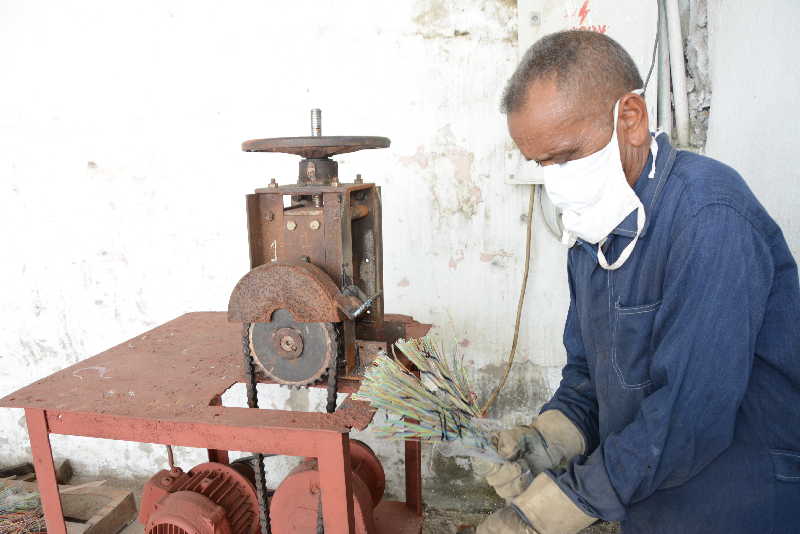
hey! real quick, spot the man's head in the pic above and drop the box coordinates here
[503,31,651,184]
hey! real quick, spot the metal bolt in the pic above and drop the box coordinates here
[355,174,363,184]
[266,212,274,222]
[300,256,310,262]
[311,108,322,136]
[269,178,279,188]
[312,194,322,207]
[280,335,298,352]
[331,177,339,187]
[286,220,297,231]
[309,220,320,230]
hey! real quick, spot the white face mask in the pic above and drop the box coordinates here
[543,91,655,270]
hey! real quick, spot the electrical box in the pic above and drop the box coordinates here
[505,0,659,185]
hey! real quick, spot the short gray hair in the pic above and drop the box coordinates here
[501,30,643,114]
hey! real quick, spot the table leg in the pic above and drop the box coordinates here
[208,449,230,464]
[317,433,355,534]
[404,369,424,516]
[207,395,229,464]
[405,439,423,515]
[25,408,67,534]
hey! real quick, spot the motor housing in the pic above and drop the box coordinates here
[139,462,261,534]
[270,440,386,534]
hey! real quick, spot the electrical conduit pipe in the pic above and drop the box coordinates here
[665,0,690,146]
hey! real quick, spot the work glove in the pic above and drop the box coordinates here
[474,410,586,501]
[472,458,532,501]
[476,473,597,534]
[475,506,535,534]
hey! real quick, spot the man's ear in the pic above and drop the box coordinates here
[618,92,649,147]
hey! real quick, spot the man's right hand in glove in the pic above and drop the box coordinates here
[475,410,586,500]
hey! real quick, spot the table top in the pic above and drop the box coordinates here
[0,312,375,433]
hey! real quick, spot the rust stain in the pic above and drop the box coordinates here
[412,0,448,29]
[480,250,514,263]
[398,145,431,169]
[448,249,465,270]
[397,277,411,288]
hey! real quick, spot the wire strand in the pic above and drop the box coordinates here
[481,184,536,416]
[643,0,662,93]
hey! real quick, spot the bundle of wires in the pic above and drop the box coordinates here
[354,337,501,461]
[0,483,44,534]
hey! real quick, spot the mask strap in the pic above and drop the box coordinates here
[597,201,646,270]
[597,133,655,267]
[561,229,577,247]
[649,135,659,178]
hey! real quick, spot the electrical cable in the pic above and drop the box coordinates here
[481,184,536,416]
[643,0,662,93]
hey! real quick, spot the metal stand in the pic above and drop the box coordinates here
[2,313,424,534]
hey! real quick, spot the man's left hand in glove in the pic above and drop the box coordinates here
[476,473,596,534]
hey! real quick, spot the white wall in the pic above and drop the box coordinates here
[705,0,800,260]
[0,0,571,504]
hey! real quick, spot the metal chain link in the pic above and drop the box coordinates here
[325,361,338,414]
[325,324,340,414]
[243,323,272,534]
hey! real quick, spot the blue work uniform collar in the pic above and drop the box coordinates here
[609,132,676,239]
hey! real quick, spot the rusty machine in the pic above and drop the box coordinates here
[137,109,430,534]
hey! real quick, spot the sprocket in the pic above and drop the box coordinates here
[248,309,337,386]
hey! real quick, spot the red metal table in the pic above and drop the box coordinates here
[0,312,423,534]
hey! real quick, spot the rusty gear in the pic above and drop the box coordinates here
[248,309,337,386]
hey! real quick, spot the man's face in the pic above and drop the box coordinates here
[507,77,612,168]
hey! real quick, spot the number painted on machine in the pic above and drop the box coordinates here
[270,240,277,262]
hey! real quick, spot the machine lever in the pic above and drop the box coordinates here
[352,291,382,319]
[337,288,382,320]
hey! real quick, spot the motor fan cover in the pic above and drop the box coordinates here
[140,462,261,534]
[146,491,231,534]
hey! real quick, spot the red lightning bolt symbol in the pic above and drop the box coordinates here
[578,0,590,25]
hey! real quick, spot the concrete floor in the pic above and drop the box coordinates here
[422,509,619,534]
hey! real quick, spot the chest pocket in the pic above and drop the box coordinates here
[612,299,661,389]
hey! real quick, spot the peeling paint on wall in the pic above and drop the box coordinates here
[684,0,711,150]
[412,0,517,43]
[448,249,465,270]
[479,249,514,267]
[399,127,483,223]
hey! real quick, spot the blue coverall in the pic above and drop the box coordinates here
[541,133,800,533]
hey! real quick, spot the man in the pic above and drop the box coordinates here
[476,30,800,533]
